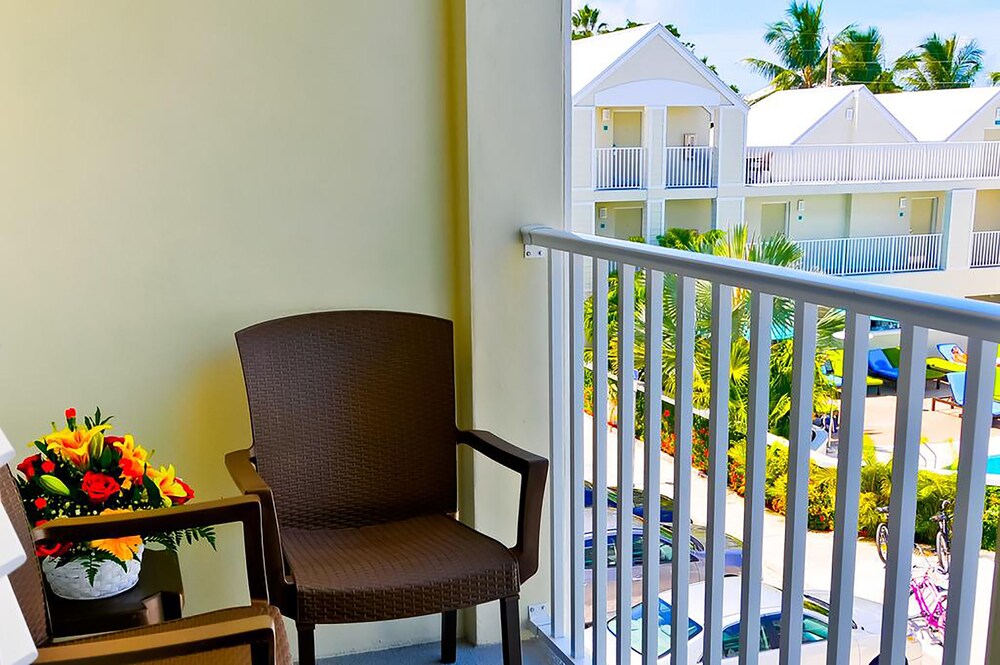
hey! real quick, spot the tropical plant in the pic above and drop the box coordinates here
[584,225,843,444]
[833,27,901,93]
[744,1,849,90]
[896,33,984,90]
[992,72,1000,86]
[571,4,608,40]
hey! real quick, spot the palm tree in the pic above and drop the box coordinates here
[833,27,901,93]
[896,34,984,90]
[571,4,608,40]
[744,1,849,90]
[990,72,1000,86]
[584,225,842,441]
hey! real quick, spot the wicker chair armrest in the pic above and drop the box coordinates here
[458,429,548,581]
[32,496,268,602]
[225,448,292,607]
[34,612,276,665]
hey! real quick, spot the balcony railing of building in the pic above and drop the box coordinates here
[594,147,646,190]
[523,224,1000,665]
[971,230,1000,269]
[746,142,1000,186]
[663,146,717,188]
[795,233,943,276]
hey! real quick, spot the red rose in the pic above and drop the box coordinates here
[65,408,76,420]
[173,478,195,505]
[81,471,121,504]
[16,455,40,480]
[33,497,47,509]
[35,541,72,558]
[104,436,125,445]
[40,459,55,473]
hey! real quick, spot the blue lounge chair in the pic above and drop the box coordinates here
[868,348,899,383]
[937,343,965,364]
[931,372,1000,420]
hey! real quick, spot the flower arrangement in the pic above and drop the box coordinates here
[15,408,214,593]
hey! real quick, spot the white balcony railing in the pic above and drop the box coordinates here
[795,233,943,276]
[524,225,1000,665]
[594,147,646,190]
[746,142,1000,186]
[663,146,717,188]
[971,230,1000,269]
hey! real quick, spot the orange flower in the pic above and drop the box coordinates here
[113,435,148,489]
[44,425,110,469]
[89,509,142,561]
[145,464,190,507]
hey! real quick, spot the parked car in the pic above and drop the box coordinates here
[587,578,923,664]
[583,507,742,626]
[584,481,675,524]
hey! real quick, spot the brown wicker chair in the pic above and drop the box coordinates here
[0,466,291,665]
[226,310,547,665]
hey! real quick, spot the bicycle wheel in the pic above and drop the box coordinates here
[876,522,889,564]
[936,531,950,574]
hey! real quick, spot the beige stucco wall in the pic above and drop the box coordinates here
[798,93,911,145]
[666,107,711,147]
[595,200,647,238]
[849,192,944,237]
[949,95,1000,142]
[664,198,712,233]
[578,35,721,107]
[974,189,1000,231]
[745,195,850,240]
[1,0,559,657]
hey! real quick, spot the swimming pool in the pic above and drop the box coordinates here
[988,456,1000,475]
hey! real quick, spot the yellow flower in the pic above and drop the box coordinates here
[113,435,148,490]
[44,425,110,469]
[89,509,142,561]
[145,464,190,507]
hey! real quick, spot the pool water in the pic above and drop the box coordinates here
[988,456,1000,475]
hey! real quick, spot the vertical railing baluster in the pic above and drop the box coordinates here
[880,323,929,664]
[569,254,587,658]
[593,258,610,665]
[703,283,733,665]
[616,264,636,665]
[642,269,664,665]
[740,292,774,665]
[942,338,999,664]
[671,275,696,665]
[779,301,818,665]
[827,311,871,665]
[548,249,569,641]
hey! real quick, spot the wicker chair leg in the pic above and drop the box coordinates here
[441,610,458,663]
[499,596,522,665]
[297,622,316,665]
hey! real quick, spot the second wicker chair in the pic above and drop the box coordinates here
[226,311,547,665]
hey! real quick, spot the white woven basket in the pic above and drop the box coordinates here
[41,546,143,600]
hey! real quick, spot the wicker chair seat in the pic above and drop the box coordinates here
[73,602,291,665]
[282,514,519,624]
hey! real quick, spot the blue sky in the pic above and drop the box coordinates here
[573,0,1000,93]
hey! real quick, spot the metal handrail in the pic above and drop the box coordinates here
[521,225,1000,342]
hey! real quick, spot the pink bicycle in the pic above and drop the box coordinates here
[908,550,948,645]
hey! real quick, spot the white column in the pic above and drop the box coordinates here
[572,107,595,190]
[647,106,665,189]
[715,105,747,187]
[646,199,665,243]
[713,196,745,231]
[942,189,976,270]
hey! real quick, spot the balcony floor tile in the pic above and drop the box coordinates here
[320,639,560,664]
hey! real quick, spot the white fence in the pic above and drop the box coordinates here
[746,142,1000,185]
[525,224,1000,665]
[594,147,646,190]
[663,146,716,188]
[795,234,943,276]
[971,230,1000,269]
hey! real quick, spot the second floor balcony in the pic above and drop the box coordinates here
[593,145,719,191]
[746,141,1000,186]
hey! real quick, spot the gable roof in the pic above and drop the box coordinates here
[875,88,1000,141]
[571,23,746,109]
[747,85,860,145]
[747,85,916,145]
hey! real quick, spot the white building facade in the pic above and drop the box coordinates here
[571,24,1000,300]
